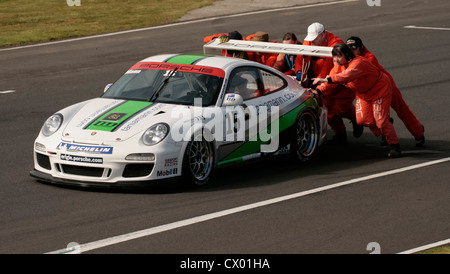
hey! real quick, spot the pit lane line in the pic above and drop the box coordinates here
[0,0,357,53]
[404,25,450,31]
[46,157,450,254]
[0,90,15,94]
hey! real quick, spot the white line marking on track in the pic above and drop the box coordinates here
[0,90,16,94]
[0,0,357,52]
[398,238,450,254]
[404,25,450,31]
[46,157,450,254]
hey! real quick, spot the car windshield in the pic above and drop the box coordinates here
[102,62,225,107]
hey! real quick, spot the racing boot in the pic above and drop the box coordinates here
[388,143,402,158]
[380,135,388,147]
[380,117,394,146]
[415,125,425,147]
[351,118,364,138]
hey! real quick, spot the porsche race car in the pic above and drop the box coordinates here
[30,47,328,188]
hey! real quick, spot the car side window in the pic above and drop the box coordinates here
[259,69,287,95]
[226,67,261,101]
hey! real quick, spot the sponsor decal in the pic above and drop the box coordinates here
[57,142,113,154]
[120,104,163,132]
[255,92,296,110]
[129,62,225,78]
[60,154,103,164]
[164,157,178,167]
[103,113,127,121]
[156,168,178,177]
[225,94,237,102]
[76,100,123,128]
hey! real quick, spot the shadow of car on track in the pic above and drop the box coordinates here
[192,133,449,192]
[31,132,449,194]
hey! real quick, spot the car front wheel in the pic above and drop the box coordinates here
[182,137,214,186]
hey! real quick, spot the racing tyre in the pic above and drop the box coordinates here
[291,110,320,162]
[182,137,214,186]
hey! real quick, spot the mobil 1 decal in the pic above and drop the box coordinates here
[85,101,153,132]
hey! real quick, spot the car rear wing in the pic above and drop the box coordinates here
[203,39,332,58]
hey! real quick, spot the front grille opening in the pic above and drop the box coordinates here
[36,153,51,170]
[61,164,104,177]
[122,164,154,178]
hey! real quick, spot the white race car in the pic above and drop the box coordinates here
[31,49,328,189]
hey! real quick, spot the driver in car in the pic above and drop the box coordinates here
[227,76,253,100]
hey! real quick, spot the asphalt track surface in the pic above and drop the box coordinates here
[0,0,449,257]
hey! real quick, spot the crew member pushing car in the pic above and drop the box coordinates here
[313,44,402,158]
[295,23,362,144]
[346,36,425,147]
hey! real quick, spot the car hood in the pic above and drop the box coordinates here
[62,98,183,142]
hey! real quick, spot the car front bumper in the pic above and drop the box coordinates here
[30,169,181,190]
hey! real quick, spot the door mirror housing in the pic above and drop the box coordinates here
[222,93,244,106]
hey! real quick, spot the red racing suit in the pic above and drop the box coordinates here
[318,56,399,145]
[297,31,349,135]
[359,47,424,139]
[203,33,227,44]
[316,66,356,135]
[294,31,344,86]
[245,34,278,67]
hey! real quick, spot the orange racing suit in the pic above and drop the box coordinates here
[318,56,399,145]
[294,31,344,86]
[316,66,356,135]
[296,31,352,135]
[359,47,424,140]
[245,33,278,67]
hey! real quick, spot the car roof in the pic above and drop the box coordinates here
[138,54,254,71]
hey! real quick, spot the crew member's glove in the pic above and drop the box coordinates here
[219,35,229,43]
[309,83,318,90]
[295,71,302,81]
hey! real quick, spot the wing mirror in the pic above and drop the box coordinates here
[222,93,244,106]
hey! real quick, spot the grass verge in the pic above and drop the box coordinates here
[416,245,450,254]
[0,0,215,47]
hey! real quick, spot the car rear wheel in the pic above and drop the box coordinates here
[291,110,319,162]
[182,137,214,186]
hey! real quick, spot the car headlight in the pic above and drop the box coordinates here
[42,113,63,136]
[142,123,169,146]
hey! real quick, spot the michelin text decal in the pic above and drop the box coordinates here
[57,142,113,154]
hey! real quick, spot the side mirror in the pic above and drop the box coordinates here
[104,83,113,93]
[222,93,244,106]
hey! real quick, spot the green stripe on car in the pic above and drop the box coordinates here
[86,101,153,132]
[218,98,317,166]
[166,54,208,65]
